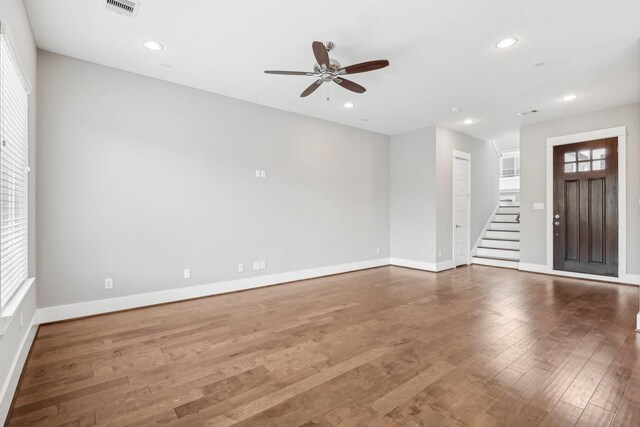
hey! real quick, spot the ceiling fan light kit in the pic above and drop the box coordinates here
[265,41,389,97]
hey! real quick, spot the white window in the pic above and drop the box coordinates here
[0,33,29,309]
[500,151,520,177]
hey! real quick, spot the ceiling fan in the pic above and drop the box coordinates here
[265,41,389,98]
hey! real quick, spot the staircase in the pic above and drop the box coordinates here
[472,201,520,269]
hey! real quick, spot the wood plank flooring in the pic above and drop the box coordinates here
[7,265,640,426]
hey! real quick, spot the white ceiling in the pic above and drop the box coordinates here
[25,0,640,147]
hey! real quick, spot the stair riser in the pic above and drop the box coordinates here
[497,207,520,214]
[490,222,520,231]
[486,230,520,240]
[481,239,520,250]
[476,247,519,260]
[494,214,519,222]
[472,257,519,269]
[499,202,520,207]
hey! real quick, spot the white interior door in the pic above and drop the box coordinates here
[453,156,470,266]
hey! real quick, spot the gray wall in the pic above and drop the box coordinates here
[0,0,37,422]
[36,51,390,308]
[435,127,500,262]
[389,126,499,265]
[520,103,640,274]
[389,126,437,263]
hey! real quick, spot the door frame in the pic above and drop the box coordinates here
[546,126,627,280]
[452,150,471,267]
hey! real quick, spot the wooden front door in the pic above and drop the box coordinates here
[553,138,618,276]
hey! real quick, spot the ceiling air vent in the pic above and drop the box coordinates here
[105,0,141,18]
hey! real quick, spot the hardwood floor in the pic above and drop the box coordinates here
[7,265,640,426]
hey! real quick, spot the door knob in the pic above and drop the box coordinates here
[554,222,560,226]
[456,225,462,228]
[554,214,560,219]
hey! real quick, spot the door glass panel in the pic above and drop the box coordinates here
[578,150,591,161]
[564,152,576,162]
[592,160,606,170]
[578,161,591,172]
[592,148,606,159]
[564,163,577,173]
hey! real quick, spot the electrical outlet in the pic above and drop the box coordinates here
[376,248,380,255]
[184,269,191,279]
[438,249,442,257]
[255,170,261,178]
[260,170,266,179]
[260,260,265,269]
[105,278,113,290]
[238,263,244,273]
[252,261,260,271]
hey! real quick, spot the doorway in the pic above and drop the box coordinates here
[553,138,618,276]
[453,151,471,266]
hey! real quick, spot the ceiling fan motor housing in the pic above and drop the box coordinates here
[314,59,342,81]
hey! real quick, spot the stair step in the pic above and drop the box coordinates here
[490,222,520,231]
[472,256,519,269]
[486,230,520,240]
[494,213,519,222]
[499,202,520,207]
[477,247,520,260]
[497,206,520,214]
[481,239,520,250]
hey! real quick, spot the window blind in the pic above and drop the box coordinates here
[0,34,29,308]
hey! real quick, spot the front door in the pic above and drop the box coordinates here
[454,156,470,266]
[553,138,618,276]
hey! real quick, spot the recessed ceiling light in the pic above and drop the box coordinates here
[463,118,475,125]
[143,40,163,51]
[496,38,518,49]
[343,102,355,109]
[562,94,578,102]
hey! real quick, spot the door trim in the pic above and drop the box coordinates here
[545,126,627,279]
[452,150,471,267]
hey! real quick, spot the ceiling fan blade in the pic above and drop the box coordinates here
[312,41,330,69]
[333,78,366,94]
[301,80,323,97]
[340,60,389,75]
[265,70,315,76]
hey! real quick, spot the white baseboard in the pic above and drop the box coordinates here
[436,260,456,271]
[0,316,38,425]
[37,258,391,324]
[389,258,437,272]
[625,274,640,286]
[517,262,548,274]
[49,259,631,326]
[518,262,640,286]
[389,258,454,272]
